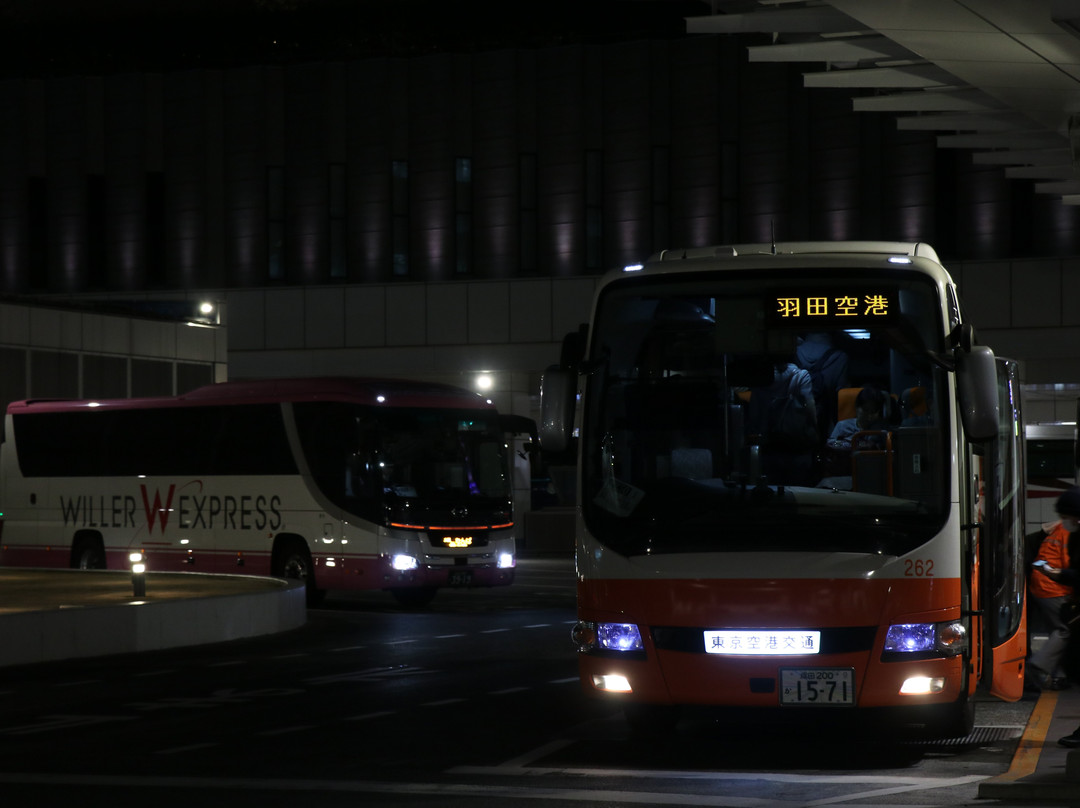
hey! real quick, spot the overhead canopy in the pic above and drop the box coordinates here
[689,1,1080,204]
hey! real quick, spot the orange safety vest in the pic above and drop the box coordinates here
[1029,522,1074,599]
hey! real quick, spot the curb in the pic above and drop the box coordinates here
[0,572,307,668]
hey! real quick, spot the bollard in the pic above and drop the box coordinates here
[129,551,146,598]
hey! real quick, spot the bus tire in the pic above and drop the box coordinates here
[71,535,106,570]
[273,540,325,607]
[925,691,975,739]
[624,703,680,734]
[390,587,437,608]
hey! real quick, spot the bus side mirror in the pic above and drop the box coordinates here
[540,368,576,454]
[955,345,999,442]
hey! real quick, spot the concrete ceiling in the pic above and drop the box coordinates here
[688,1,1080,204]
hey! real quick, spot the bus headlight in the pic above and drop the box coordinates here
[391,554,418,571]
[883,621,966,657]
[497,552,515,569]
[572,621,644,653]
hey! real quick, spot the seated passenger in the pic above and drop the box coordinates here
[827,385,889,450]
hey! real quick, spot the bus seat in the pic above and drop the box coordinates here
[851,430,892,495]
[900,386,928,425]
[837,387,861,421]
[670,447,713,480]
[838,386,901,425]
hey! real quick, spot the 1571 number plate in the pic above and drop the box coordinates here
[779,668,855,706]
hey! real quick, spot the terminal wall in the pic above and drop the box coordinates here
[0,300,226,415]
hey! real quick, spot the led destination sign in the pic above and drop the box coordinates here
[767,289,895,327]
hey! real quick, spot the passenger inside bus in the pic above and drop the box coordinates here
[827,384,891,450]
[795,332,849,440]
[745,360,818,486]
[818,384,894,491]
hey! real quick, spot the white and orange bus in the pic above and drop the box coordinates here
[541,241,1026,738]
[0,377,525,606]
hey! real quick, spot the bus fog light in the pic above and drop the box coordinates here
[899,676,945,695]
[592,674,632,693]
[391,554,418,571]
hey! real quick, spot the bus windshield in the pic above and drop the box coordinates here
[581,268,951,558]
[293,402,512,527]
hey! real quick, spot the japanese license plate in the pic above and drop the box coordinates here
[779,668,855,706]
[447,569,473,587]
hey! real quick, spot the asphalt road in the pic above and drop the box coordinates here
[0,559,1044,807]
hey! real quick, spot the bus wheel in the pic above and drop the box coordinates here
[275,542,326,607]
[924,692,975,740]
[624,703,680,734]
[72,537,106,570]
[390,587,437,608]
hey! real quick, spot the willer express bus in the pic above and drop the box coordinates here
[541,241,1026,738]
[0,377,524,606]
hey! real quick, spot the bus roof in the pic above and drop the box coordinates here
[606,240,955,292]
[646,241,942,264]
[6,377,497,415]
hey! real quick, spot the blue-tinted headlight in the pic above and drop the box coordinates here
[884,621,965,656]
[596,622,644,652]
[885,623,936,652]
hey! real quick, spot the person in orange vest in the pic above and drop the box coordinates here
[1028,489,1076,691]
[1030,486,1080,748]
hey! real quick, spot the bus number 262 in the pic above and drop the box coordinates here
[904,559,934,577]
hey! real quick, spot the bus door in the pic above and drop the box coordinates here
[979,358,1027,702]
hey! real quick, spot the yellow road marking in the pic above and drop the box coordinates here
[995,690,1058,782]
